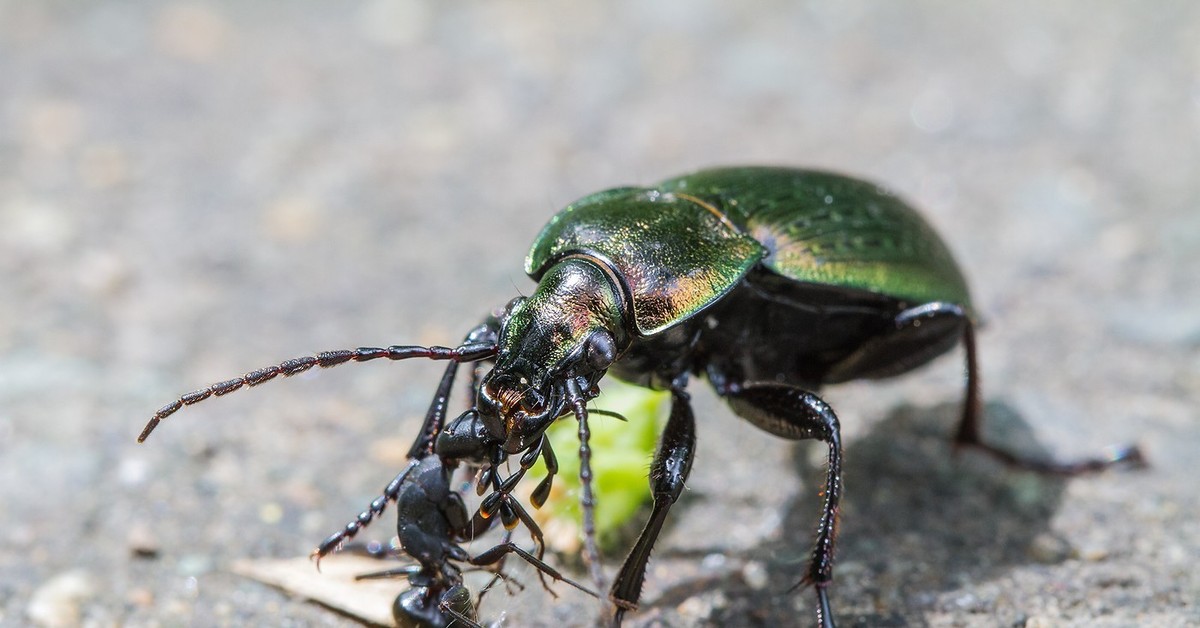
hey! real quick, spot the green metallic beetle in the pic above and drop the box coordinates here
[141,166,1141,627]
[438,166,1139,627]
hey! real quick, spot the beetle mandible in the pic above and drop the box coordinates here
[141,166,1142,627]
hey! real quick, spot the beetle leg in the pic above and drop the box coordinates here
[610,387,697,625]
[832,302,1145,474]
[721,382,842,628]
[824,301,968,383]
[955,317,1146,474]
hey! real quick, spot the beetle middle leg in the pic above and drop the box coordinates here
[721,382,843,628]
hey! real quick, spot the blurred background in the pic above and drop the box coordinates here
[2,1,1197,626]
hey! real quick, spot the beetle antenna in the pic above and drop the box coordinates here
[565,379,610,615]
[138,342,497,442]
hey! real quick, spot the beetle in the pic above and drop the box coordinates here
[141,166,1142,627]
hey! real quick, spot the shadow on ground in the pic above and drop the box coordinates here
[643,401,1070,627]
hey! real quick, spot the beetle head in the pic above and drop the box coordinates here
[477,259,626,452]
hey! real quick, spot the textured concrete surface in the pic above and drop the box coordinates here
[2,1,1198,626]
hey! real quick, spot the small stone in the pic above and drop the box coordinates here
[676,594,715,621]
[27,569,96,627]
[1027,532,1071,564]
[126,587,154,608]
[116,457,149,487]
[1077,543,1111,562]
[177,554,213,576]
[700,552,726,570]
[126,521,160,559]
[258,502,284,524]
[261,196,322,243]
[741,560,768,590]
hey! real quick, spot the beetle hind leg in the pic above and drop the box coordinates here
[956,319,1146,474]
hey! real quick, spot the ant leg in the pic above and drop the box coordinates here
[486,433,557,513]
[312,356,466,564]
[477,436,554,556]
[469,529,526,607]
[337,539,399,559]
[722,382,842,628]
[311,459,420,565]
[408,356,465,459]
[955,317,1146,474]
[354,564,423,580]
[610,387,696,624]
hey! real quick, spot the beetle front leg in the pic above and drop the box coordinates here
[722,382,842,628]
[611,386,697,625]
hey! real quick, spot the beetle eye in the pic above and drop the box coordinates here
[502,297,526,318]
[584,331,616,371]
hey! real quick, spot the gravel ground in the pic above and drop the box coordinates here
[2,1,1198,627]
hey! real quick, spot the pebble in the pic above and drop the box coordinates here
[1076,543,1111,562]
[741,560,769,590]
[126,521,160,558]
[26,569,96,627]
[1027,532,1071,564]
